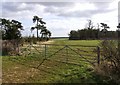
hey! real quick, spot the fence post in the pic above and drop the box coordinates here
[97,46,100,65]
[66,45,68,63]
[30,41,32,55]
[45,44,47,59]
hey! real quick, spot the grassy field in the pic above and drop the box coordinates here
[53,38,101,46]
[2,39,115,84]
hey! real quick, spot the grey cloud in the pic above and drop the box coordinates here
[25,2,75,7]
[118,2,120,23]
[57,9,113,18]
[38,2,75,7]
[93,2,110,9]
[2,2,74,17]
[44,6,64,14]
[2,2,115,19]
[57,11,91,18]
[2,2,34,13]
[44,2,113,14]
[2,2,35,18]
[2,0,114,3]
[2,2,20,12]
[44,2,114,18]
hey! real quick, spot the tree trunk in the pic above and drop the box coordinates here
[41,34,43,41]
[37,21,38,40]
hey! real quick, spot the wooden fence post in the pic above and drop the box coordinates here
[66,45,68,63]
[30,41,32,55]
[97,46,100,65]
[45,44,47,59]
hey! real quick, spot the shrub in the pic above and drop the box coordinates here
[98,40,120,83]
[2,40,20,56]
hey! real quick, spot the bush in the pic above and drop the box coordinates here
[98,40,120,83]
[2,40,20,56]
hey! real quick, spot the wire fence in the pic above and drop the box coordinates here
[8,43,102,77]
[19,44,101,65]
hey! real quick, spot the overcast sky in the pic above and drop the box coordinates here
[1,0,119,37]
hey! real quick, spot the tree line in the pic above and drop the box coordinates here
[0,18,23,40]
[69,20,118,40]
[31,16,51,41]
[0,15,52,41]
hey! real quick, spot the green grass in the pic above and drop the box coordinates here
[2,39,115,84]
[53,38,101,46]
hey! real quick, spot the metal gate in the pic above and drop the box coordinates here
[10,44,100,77]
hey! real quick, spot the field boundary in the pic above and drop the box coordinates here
[19,44,101,67]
